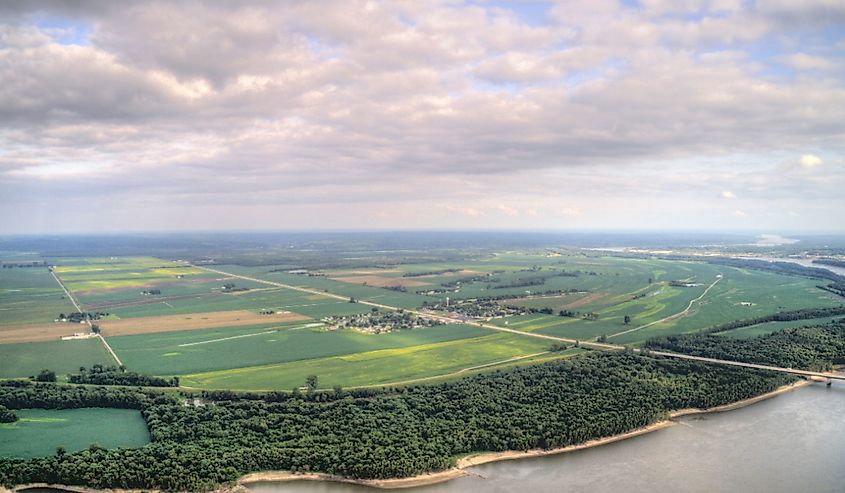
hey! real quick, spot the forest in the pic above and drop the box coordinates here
[647,320,845,371]
[0,351,798,491]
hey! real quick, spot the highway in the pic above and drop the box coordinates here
[192,264,844,382]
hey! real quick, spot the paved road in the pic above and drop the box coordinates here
[192,264,844,382]
[50,268,123,366]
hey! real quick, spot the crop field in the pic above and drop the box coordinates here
[52,257,267,314]
[98,309,310,336]
[0,338,112,378]
[611,267,842,344]
[2,248,841,389]
[107,323,491,375]
[0,267,77,326]
[179,332,555,390]
[0,408,149,458]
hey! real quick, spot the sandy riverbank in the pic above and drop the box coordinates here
[5,379,818,493]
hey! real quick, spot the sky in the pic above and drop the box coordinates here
[1,0,844,234]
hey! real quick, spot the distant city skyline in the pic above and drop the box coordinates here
[1,1,844,233]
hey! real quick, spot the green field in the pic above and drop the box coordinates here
[179,332,555,390]
[0,339,113,378]
[4,250,841,390]
[0,408,149,458]
[0,267,77,326]
[109,322,491,375]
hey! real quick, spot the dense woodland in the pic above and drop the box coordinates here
[647,320,845,371]
[67,366,179,387]
[0,352,798,491]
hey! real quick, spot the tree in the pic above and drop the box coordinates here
[0,405,17,423]
[36,369,56,382]
[91,324,101,334]
[55,446,66,457]
[624,315,631,325]
[306,375,318,394]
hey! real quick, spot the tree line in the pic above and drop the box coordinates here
[67,365,179,387]
[646,319,845,371]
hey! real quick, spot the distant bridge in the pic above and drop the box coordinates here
[191,264,844,384]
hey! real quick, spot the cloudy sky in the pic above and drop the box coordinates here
[1,0,844,234]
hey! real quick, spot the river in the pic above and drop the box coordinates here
[247,381,845,493]
[739,256,845,277]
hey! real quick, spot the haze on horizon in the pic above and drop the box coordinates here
[1,1,844,235]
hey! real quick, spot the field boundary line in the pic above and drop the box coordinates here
[177,322,324,347]
[50,268,124,367]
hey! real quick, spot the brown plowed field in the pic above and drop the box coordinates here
[0,323,90,343]
[98,310,310,336]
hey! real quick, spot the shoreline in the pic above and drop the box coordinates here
[3,379,816,493]
[236,379,814,490]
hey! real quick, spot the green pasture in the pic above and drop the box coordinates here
[610,267,841,344]
[0,408,149,458]
[179,332,554,390]
[109,323,490,375]
[0,267,77,326]
[0,339,113,378]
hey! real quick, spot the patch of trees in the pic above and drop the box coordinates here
[140,289,161,295]
[221,283,249,292]
[34,369,56,383]
[488,270,583,290]
[441,274,495,288]
[646,320,845,371]
[1,261,48,269]
[559,310,576,317]
[583,312,600,321]
[491,276,548,289]
[68,365,179,388]
[818,283,845,297]
[57,312,107,323]
[0,405,17,423]
[383,285,407,292]
[548,343,570,352]
[696,306,845,335]
[0,352,796,490]
[668,280,695,287]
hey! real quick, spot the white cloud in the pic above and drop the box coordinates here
[0,1,843,232]
[799,154,823,169]
[780,53,835,71]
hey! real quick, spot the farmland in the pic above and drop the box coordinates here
[0,408,149,458]
[1,248,842,390]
